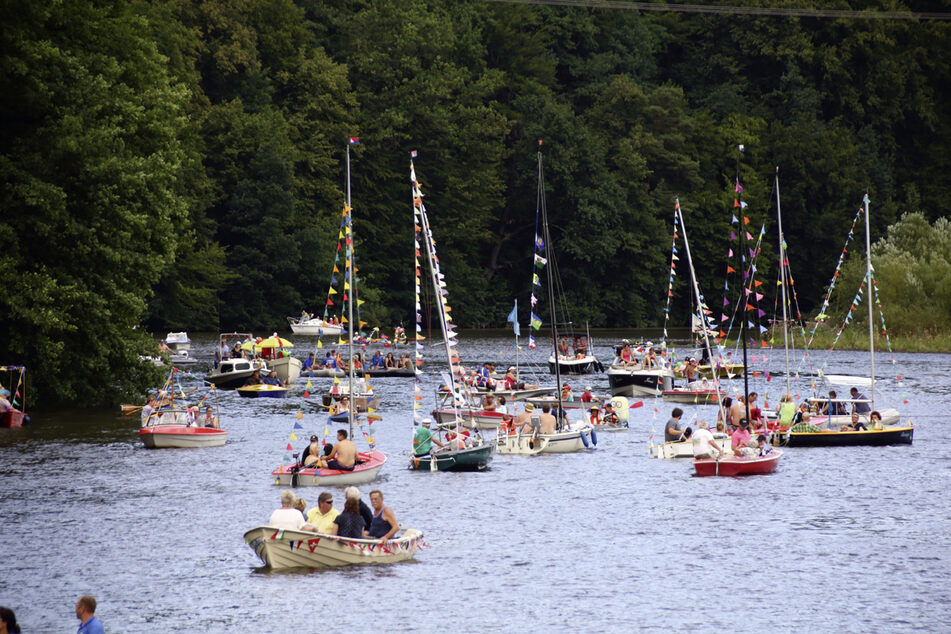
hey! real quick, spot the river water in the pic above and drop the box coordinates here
[1,331,949,632]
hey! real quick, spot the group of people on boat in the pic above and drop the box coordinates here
[299,310,341,327]
[300,428,358,471]
[269,487,399,543]
[140,390,219,429]
[613,340,662,370]
[302,350,411,375]
[556,336,589,360]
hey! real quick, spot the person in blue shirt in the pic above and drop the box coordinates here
[302,353,316,375]
[76,596,105,634]
[323,352,338,369]
[370,351,385,369]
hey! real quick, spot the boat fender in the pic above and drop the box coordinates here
[580,431,590,448]
[590,428,598,446]
[429,452,437,472]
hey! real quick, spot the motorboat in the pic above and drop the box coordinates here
[694,449,782,476]
[781,424,913,447]
[165,331,191,352]
[170,351,199,367]
[244,526,423,569]
[287,316,345,336]
[204,357,269,389]
[272,450,387,486]
[237,384,289,399]
[607,365,674,397]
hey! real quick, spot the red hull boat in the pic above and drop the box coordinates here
[693,449,782,476]
[0,410,26,428]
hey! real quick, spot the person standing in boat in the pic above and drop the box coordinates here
[683,358,700,386]
[368,490,399,544]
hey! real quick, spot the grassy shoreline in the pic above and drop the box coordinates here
[765,327,951,354]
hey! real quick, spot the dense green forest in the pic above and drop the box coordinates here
[2,0,949,404]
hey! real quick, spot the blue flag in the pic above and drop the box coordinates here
[506,300,520,337]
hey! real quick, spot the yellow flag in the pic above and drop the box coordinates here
[290,433,298,440]
[338,231,344,239]
[341,316,348,323]
[306,380,313,388]
[344,282,350,290]
[360,321,367,327]
[296,411,303,419]
[328,287,337,295]
[368,407,377,413]
[416,334,425,340]
[317,340,323,349]
[357,299,365,306]
[333,264,340,273]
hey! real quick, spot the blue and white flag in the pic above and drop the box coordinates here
[506,300,520,337]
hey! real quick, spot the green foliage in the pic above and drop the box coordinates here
[4,0,951,404]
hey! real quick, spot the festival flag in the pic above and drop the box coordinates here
[349,137,359,144]
[506,300,520,337]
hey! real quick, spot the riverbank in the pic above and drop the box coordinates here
[768,326,951,354]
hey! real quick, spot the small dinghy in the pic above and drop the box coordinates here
[693,449,782,476]
[139,424,227,448]
[244,526,423,569]
[237,384,289,398]
[272,450,387,487]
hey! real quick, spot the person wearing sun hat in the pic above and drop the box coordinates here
[413,418,444,457]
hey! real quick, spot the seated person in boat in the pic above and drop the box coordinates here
[413,419,445,456]
[482,393,498,412]
[731,419,757,456]
[399,353,411,369]
[244,370,263,386]
[305,491,340,534]
[516,403,538,435]
[302,353,316,375]
[330,490,368,539]
[616,341,637,367]
[587,406,601,426]
[202,406,219,429]
[819,390,848,415]
[262,370,284,387]
[321,429,357,471]
[665,408,690,442]
[330,396,351,416]
[717,397,732,427]
[691,421,724,459]
[475,363,494,389]
[302,435,324,466]
[538,404,557,434]
[369,351,385,369]
[850,387,872,416]
[293,496,308,519]
[841,410,868,432]
[792,403,813,426]
[581,386,594,403]
[322,352,338,369]
[601,402,621,426]
[561,384,573,401]
[368,490,399,544]
[495,395,509,415]
[441,427,470,451]
[503,367,539,391]
[790,417,822,433]
[642,348,659,369]
[869,410,884,430]
[269,490,306,531]
[384,352,397,369]
[754,434,772,456]
[713,421,728,441]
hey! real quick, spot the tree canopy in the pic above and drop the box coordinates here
[1,0,949,404]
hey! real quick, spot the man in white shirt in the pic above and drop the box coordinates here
[269,490,305,530]
[692,421,724,459]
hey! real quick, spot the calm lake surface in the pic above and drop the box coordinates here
[2,331,949,632]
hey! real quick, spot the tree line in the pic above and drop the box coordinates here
[1,0,948,404]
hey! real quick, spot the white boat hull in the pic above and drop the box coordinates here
[607,366,673,397]
[496,425,595,455]
[139,426,227,448]
[245,526,423,569]
[268,356,302,384]
[272,451,387,487]
[288,319,345,336]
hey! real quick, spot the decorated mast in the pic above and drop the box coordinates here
[537,142,565,426]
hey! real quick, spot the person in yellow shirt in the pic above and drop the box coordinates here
[305,491,340,534]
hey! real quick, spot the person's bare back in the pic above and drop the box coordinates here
[539,413,557,435]
[334,439,357,468]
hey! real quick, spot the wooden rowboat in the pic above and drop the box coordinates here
[244,526,423,569]
[272,450,386,487]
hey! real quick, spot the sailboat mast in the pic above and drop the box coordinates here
[538,147,564,424]
[775,167,791,396]
[863,193,875,410]
[346,142,355,438]
[414,162,462,427]
[676,199,724,420]
[736,146,751,424]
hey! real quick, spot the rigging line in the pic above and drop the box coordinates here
[478,0,951,21]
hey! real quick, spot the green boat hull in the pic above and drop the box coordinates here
[409,443,495,472]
